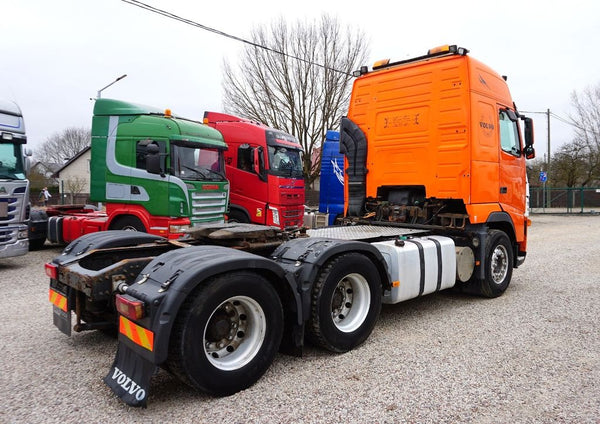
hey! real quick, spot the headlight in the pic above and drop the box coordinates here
[169,224,191,234]
[269,207,280,225]
[18,229,28,239]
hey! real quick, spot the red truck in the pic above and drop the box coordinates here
[204,112,305,229]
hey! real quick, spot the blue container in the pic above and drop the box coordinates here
[318,130,344,225]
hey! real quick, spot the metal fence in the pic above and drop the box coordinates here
[529,187,600,214]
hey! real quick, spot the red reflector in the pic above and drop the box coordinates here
[115,294,145,320]
[45,263,58,279]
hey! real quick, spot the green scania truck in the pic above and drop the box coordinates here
[44,99,229,243]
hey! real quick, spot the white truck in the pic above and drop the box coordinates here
[0,100,32,258]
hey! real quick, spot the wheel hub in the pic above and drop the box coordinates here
[490,245,509,284]
[203,296,266,371]
[330,273,370,333]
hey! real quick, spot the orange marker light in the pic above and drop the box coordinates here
[373,59,390,68]
[428,45,451,55]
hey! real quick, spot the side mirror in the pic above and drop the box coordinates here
[145,144,163,176]
[253,147,267,181]
[523,117,535,159]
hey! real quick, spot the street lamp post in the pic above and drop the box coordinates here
[96,74,127,99]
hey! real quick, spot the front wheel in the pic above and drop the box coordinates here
[167,272,283,396]
[307,253,382,353]
[109,216,146,232]
[481,229,514,297]
[460,229,514,298]
[227,209,250,224]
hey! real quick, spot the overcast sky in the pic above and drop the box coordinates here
[2,0,599,162]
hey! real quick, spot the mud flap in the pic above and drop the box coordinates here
[104,344,156,408]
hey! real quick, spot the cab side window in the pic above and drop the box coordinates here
[498,110,520,156]
[237,144,253,172]
[136,139,165,170]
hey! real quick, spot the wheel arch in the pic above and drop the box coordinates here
[486,211,519,267]
[272,237,391,328]
[227,205,252,223]
[126,246,301,365]
[107,212,148,231]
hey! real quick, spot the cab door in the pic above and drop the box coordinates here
[497,108,526,217]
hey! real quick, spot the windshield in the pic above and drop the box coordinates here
[0,143,25,180]
[268,145,303,178]
[171,143,225,181]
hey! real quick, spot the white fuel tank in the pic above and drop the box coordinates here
[373,236,457,304]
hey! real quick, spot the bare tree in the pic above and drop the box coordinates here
[550,141,590,187]
[568,83,600,186]
[36,127,91,165]
[222,15,369,188]
[65,176,87,204]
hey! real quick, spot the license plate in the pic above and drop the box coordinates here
[49,288,71,336]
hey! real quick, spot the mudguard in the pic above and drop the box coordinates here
[271,237,390,320]
[117,245,298,365]
[52,230,166,266]
[105,245,299,407]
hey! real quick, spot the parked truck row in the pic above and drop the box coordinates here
[20,100,307,251]
[46,45,535,407]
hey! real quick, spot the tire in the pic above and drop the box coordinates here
[167,271,283,396]
[227,209,249,224]
[479,229,513,298]
[460,229,513,298]
[28,237,46,250]
[307,253,382,353]
[109,215,146,232]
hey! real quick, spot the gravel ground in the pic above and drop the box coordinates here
[1,214,599,423]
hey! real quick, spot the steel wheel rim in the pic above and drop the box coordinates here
[203,296,266,371]
[491,244,509,284]
[330,273,371,333]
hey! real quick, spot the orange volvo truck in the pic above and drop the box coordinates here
[47,45,534,406]
[341,44,535,295]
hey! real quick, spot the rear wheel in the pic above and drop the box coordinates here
[307,253,382,353]
[167,272,283,396]
[109,215,146,232]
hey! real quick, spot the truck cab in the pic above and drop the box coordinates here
[342,44,535,281]
[204,112,305,229]
[90,99,229,238]
[318,130,344,226]
[0,100,30,258]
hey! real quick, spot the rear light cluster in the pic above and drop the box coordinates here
[45,263,58,280]
[115,294,145,320]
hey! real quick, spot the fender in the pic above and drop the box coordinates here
[228,204,251,221]
[106,204,152,231]
[486,211,522,268]
[52,230,166,266]
[123,245,300,365]
[271,237,390,321]
[486,211,516,238]
[468,211,518,280]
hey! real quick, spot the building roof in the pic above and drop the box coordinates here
[52,146,91,177]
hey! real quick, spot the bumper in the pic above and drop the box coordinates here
[0,238,29,259]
